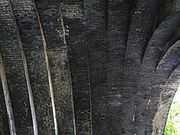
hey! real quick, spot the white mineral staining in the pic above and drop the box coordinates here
[61,4,83,19]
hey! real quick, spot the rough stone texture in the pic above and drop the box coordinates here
[83,1,108,135]
[1,0,180,135]
[61,1,92,135]
[0,79,9,135]
[0,0,33,134]
[62,0,180,134]
[11,0,55,134]
[35,0,76,134]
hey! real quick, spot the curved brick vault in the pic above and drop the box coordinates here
[0,0,180,135]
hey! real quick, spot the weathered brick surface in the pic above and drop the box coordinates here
[0,79,9,135]
[0,0,33,134]
[11,0,56,134]
[61,1,92,134]
[1,0,180,135]
[36,0,80,134]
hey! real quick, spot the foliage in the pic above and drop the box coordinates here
[164,120,177,135]
[164,90,180,135]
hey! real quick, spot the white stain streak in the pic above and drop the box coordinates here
[147,99,151,105]
[36,8,58,135]
[132,105,136,122]
[58,6,77,135]
[20,50,38,135]
[0,54,16,135]
[132,114,135,122]
[146,97,151,110]
[11,3,39,132]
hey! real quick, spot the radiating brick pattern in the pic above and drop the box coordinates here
[11,0,55,134]
[0,1,180,135]
[0,0,33,134]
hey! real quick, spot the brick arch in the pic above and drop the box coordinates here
[1,0,180,135]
